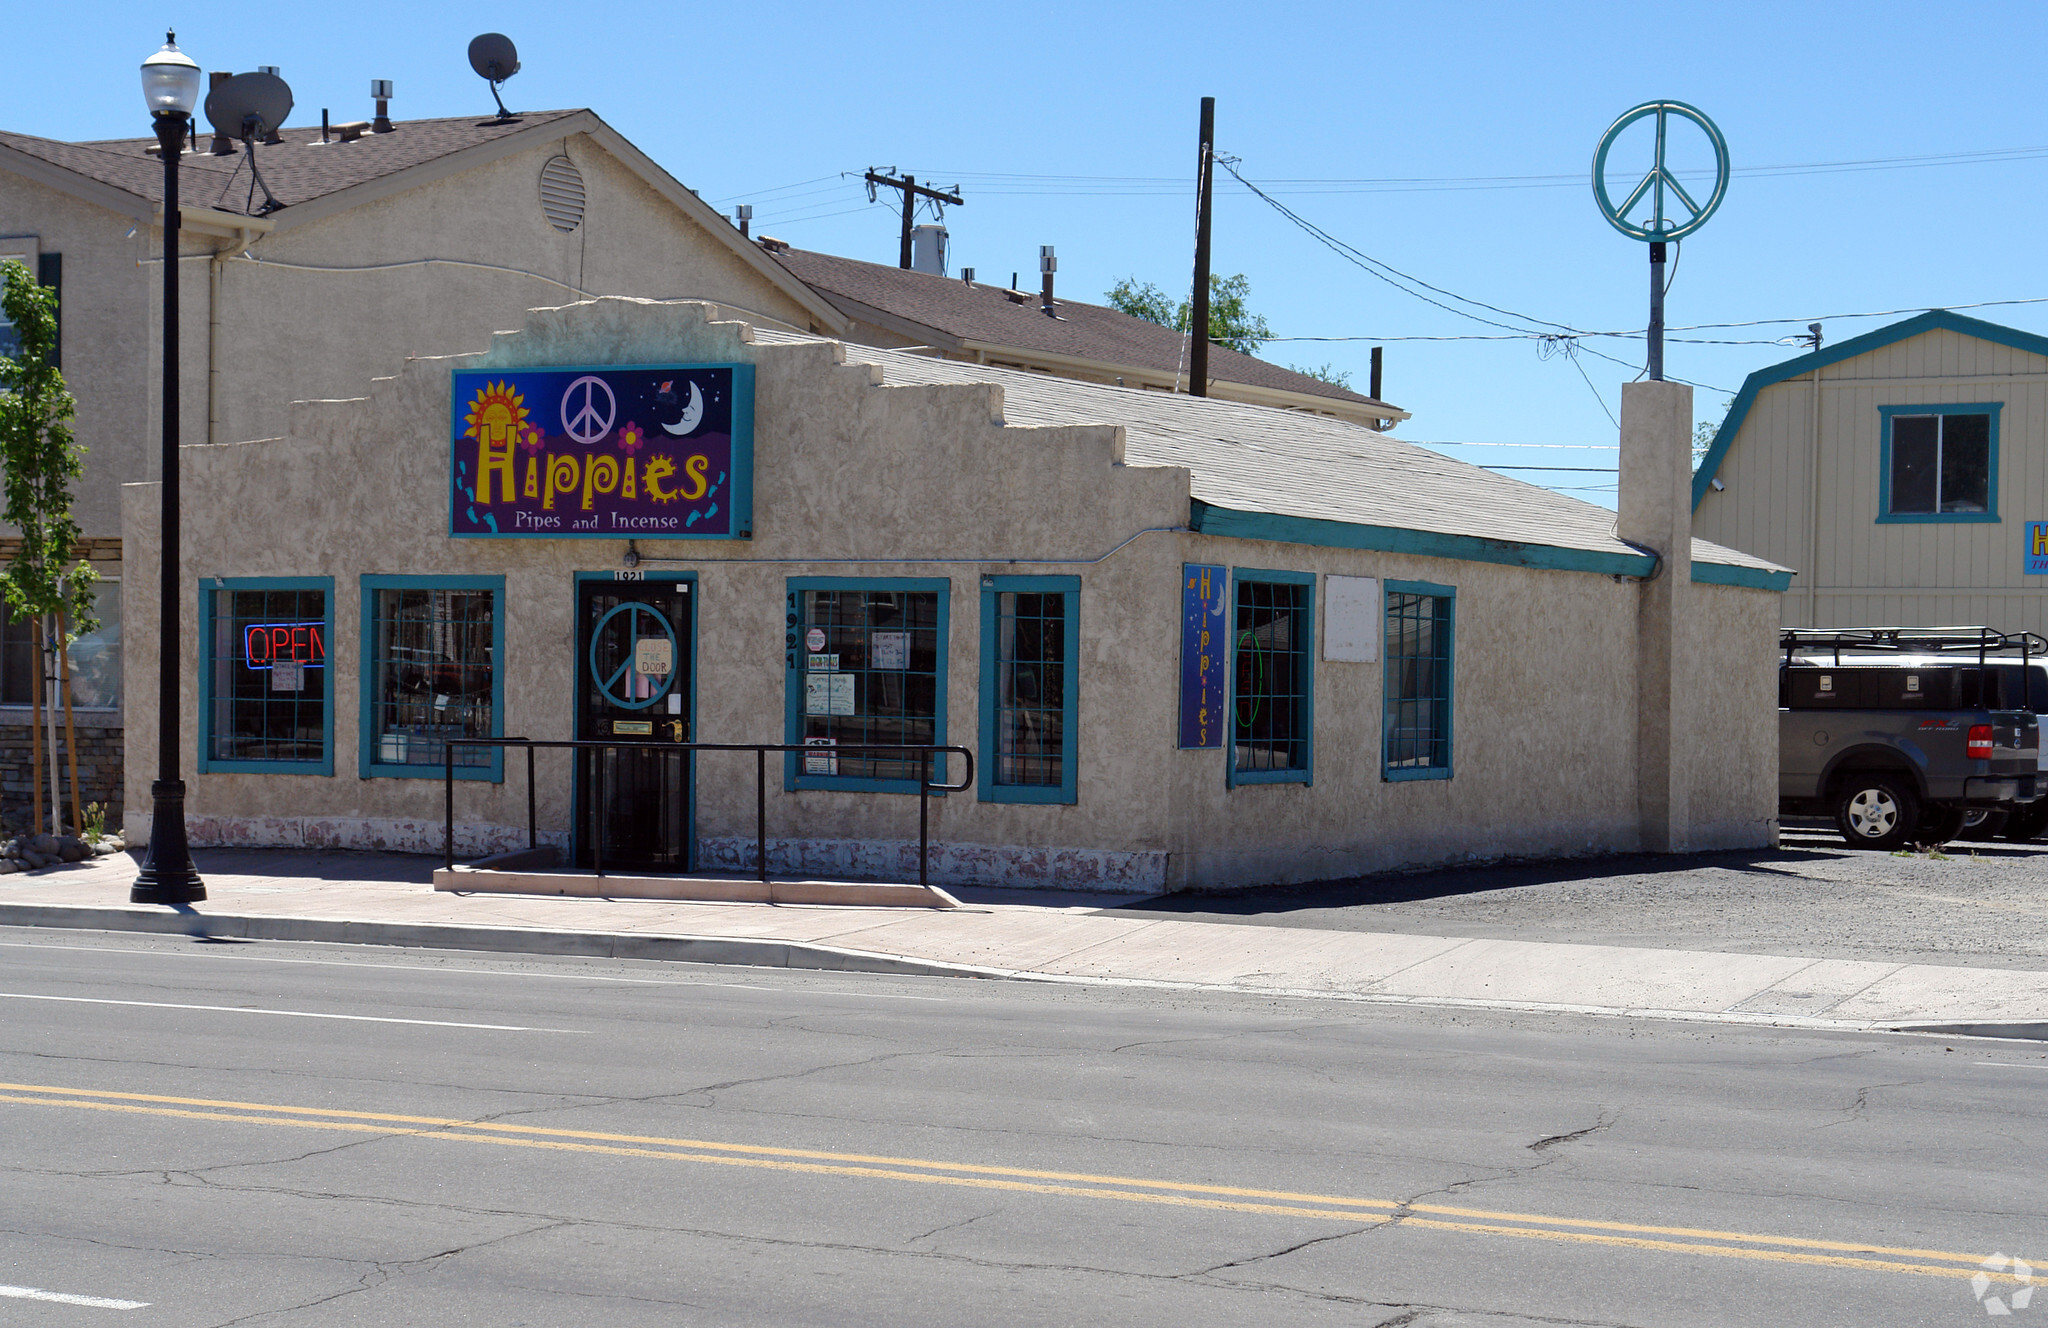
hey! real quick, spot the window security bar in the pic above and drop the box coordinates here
[442,739,973,889]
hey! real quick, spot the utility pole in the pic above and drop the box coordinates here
[863,170,964,269]
[1189,97,1216,397]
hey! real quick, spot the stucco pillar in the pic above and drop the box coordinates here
[1618,380,1694,853]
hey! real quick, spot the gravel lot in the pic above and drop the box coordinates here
[1109,822,2048,970]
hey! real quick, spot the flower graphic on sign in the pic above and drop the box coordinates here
[518,425,546,455]
[462,381,528,506]
[617,421,647,455]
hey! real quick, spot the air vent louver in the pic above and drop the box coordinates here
[539,156,585,233]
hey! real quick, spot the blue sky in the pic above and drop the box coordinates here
[12,3,2045,505]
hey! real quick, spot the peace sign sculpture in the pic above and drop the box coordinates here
[1592,101,1729,242]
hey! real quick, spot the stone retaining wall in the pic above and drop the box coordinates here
[0,723,122,833]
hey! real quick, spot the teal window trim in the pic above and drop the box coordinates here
[359,574,507,782]
[1226,568,1314,789]
[1383,578,1455,783]
[1876,402,2002,524]
[978,574,1079,805]
[198,576,335,776]
[784,576,950,795]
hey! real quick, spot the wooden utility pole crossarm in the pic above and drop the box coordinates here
[863,172,965,269]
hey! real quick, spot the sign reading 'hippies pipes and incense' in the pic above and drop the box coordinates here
[449,364,755,539]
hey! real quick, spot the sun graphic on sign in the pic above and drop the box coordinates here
[463,382,530,506]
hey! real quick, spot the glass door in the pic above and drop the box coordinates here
[575,576,693,872]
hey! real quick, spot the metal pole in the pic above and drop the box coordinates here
[594,748,606,878]
[526,744,537,851]
[899,174,916,270]
[918,749,930,890]
[1647,240,1666,382]
[755,748,767,884]
[443,741,454,871]
[1189,97,1215,397]
[133,109,204,904]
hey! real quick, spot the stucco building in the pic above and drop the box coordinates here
[121,296,1788,889]
[1693,309,2048,635]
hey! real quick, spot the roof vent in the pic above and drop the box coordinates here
[757,236,790,254]
[539,156,585,233]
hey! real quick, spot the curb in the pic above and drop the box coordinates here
[0,904,1014,982]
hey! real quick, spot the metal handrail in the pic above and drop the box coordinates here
[441,738,973,889]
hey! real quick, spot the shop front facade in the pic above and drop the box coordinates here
[123,298,1788,890]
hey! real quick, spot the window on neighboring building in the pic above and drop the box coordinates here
[786,578,948,792]
[361,576,503,780]
[1383,581,1455,781]
[1230,571,1313,785]
[201,578,333,774]
[0,251,59,365]
[0,582,121,710]
[979,575,1078,804]
[1881,404,2000,522]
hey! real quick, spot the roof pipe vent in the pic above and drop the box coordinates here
[371,80,394,133]
[1039,245,1057,315]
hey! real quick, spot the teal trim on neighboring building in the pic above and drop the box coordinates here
[1875,402,2002,525]
[1226,567,1315,789]
[977,574,1080,805]
[1190,501,1655,579]
[359,574,507,782]
[198,576,336,777]
[1693,309,2048,510]
[1690,562,1795,592]
[784,576,951,795]
[1382,578,1456,783]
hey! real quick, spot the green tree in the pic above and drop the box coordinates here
[0,260,97,832]
[1288,362,1353,390]
[1694,398,1734,467]
[1105,272,1274,355]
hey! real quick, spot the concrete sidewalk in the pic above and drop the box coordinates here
[1,851,2043,1039]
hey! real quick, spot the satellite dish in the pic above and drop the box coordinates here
[468,33,521,120]
[204,71,293,141]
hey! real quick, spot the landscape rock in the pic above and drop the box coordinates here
[55,836,87,862]
[25,834,60,857]
[0,859,18,874]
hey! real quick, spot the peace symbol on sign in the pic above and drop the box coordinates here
[588,601,678,711]
[1592,101,1729,242]
[561,374,617,445]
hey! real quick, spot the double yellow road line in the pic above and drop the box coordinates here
[0,1080,2027,1285]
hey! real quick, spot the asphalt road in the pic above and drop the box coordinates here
[1114,824,2048,970]
[0,926,2042,1327]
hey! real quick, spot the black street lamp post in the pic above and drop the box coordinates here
[131,32,205,904]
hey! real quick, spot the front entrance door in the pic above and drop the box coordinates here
[575,575,693,872]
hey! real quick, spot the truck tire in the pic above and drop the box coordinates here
[1833,774,1919,850]
[1917,805,1967,845]
[1960,809,2009,842]
[2004,802,2048,843]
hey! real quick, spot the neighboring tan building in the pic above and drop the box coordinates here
[121,296,1788,888]
[764,243,1409,430]
[1693,310,2048,635]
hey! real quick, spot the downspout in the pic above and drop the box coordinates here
[1806,365,1823,626]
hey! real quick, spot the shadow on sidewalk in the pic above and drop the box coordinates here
[181,847,440,886]
[1103,843,1862,920]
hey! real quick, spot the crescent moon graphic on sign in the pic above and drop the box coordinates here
[660,381,704,437]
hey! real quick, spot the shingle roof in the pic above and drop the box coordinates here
[751,328,1781,577]
[767,245,1397,413]
[0,110,586,213]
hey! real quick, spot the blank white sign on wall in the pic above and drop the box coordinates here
[1323,575,1380,663]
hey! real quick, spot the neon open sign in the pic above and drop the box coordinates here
[244,620,326,671]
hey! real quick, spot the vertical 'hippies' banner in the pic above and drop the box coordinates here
[449,364,754,539]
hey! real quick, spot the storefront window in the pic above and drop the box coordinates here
[786,578,948,791]
[1230,571,1314,785]
[201,578,333,774]
[1383,581,1455,781]
[979,575,1077,804]
[362,576,503,780]
[0,581,117,709]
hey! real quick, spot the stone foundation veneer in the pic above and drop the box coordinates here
[121,813,565,859]
[697,836,1166,893]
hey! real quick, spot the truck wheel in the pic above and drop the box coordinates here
[1917,805,1967,845]
[2004,802,2048,843]
[1833,774,1919,850]
[1960,810,2009,842]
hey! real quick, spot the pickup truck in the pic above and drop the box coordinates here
[1779,629,2044,850]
